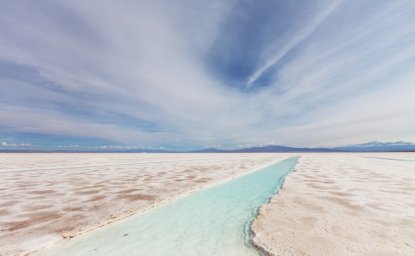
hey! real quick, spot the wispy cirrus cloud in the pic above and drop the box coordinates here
[246,0,343,87]
[0,0,414,148]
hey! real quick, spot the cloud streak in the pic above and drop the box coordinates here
[0,0,414,148]
[246,0,342,87]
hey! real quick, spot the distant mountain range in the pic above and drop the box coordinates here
[191,145,337,153]
[191,141,415,153]
[332,141,415,152]
[191,141,415,152]
[1,141,414,153]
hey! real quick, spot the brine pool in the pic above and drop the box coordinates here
[36,157,298,256]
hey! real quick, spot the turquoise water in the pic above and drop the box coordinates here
[38,157,298,256]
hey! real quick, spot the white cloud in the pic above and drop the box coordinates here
[1,142,31,147]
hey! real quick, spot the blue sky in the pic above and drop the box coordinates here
[0,0,414,150]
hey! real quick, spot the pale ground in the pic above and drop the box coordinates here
[252,153,415,256]
[2,153,414,256]
[0,153,285,256]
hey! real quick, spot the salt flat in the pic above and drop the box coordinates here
[0,153,284,256]
[252,153,415,256]
[2,153,414,256]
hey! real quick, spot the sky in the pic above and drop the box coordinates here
[0,0,415,150]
